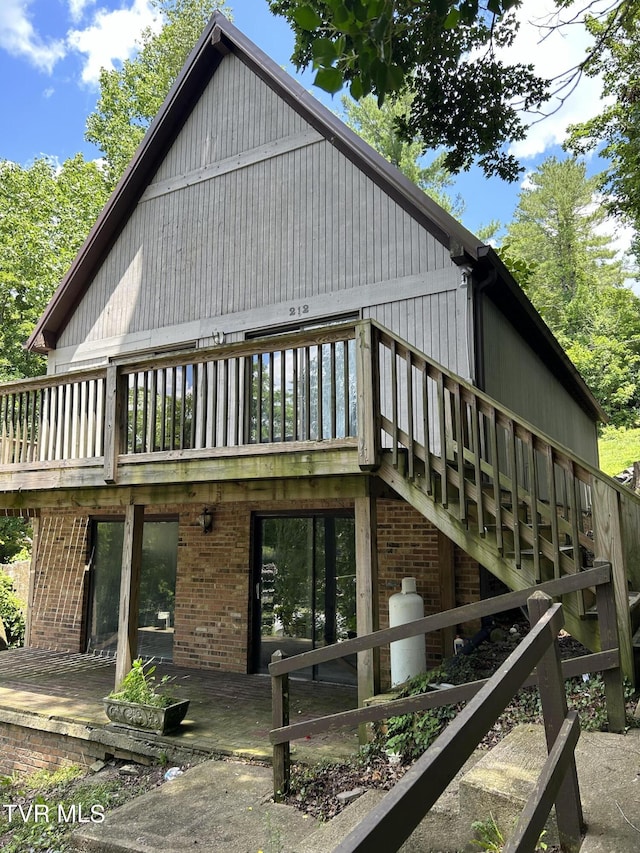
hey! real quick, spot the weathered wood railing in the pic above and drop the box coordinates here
[334,593,584,853]
[0,323,359,474]
[366,320,640,678]
[269,563,624,806]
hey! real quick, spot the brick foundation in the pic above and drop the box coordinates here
[0,721,93,776]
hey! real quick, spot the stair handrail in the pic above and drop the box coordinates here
[270,563,624,799]
[333,593,583,853]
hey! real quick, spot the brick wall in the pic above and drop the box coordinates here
[30,498,479,678]
[0,722,92,775]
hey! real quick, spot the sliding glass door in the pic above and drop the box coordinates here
[253,514,356,684]
[86,519,178,661]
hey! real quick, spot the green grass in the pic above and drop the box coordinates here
[598,426,640,477]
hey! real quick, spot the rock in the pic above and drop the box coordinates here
[119,763,141,777]
[90,760,106,773]
[336,788,364,805]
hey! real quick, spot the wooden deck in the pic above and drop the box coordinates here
[0,648,359,765]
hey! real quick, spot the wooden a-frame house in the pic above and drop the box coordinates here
[3,13,639,705]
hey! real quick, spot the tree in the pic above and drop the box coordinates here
[341,91,464,217]
[0,156,109,379]
[565,5,640,248]
[86,0,231,186]
[268,0,640,181]
[501,156,640,426]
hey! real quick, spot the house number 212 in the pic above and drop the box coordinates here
[289,304,310,317]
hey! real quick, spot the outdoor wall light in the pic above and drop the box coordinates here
[197,507,213,534]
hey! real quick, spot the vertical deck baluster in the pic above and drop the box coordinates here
[304,347,311,441]
[57,386,66,460]
[489,407,503,553]
[437,371,448,507]
[15,392,24,464]
[330,342,337,440]
[233,358,240,446]
[207,360,217,448]
[454,384,466,521]
[39,389,49,462]
[545,445,560,579]
[140,371,149,453]
[194,363,205,449]
[78,381,88,460]
[87,380,96,458]
[470,395,484,535]
[130,373,139,453]
[390,339,398,468]
[221,358,229,447]
[421,366,432,494]
[317,345,323,441]
[256,355,263,443]
[292,349,299,441]
[280,349,286,442]
[69,383,79,460]
[406,350,414,479]
[0,394,8,464]
[159,369,167,451]
[342,340,350,437]
[179,366,188,450]
[507,419,521,568]
[148,370,158,452]
[169,367,177,450]
[527,434,541,582]
[568,461,581,578]
[268,351,274,443]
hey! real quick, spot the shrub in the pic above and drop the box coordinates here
[0,571,25,647]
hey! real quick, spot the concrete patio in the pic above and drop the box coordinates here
[0,647,359,769]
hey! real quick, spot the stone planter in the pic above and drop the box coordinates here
[102,697,190,735]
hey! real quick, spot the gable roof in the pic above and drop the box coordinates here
[26,12,605,422]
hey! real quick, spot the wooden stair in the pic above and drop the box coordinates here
[368,322,640,682]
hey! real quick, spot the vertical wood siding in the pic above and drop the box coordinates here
[56,53,452,354]
[481,297,598,464]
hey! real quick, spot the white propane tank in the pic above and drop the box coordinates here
[389,577,426,687]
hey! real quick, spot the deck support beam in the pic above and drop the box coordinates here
[115,504,145,689]
[355,492,380,729]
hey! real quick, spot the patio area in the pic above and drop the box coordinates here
[0,648,360,767]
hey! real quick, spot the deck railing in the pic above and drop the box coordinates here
[365,320,640,677]
[0,323,359,473]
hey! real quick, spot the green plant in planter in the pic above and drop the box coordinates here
[108,658,176,709]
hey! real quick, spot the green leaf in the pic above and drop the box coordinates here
[314,66,344,94]
[311,37,338,65]
[444,9,460,29]
[349,76,364,99]
[293,5,323,31]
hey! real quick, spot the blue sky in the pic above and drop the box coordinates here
[0,0,628,247]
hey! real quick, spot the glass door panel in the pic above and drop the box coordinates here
[256,514,355,684]
[87,520,178,661]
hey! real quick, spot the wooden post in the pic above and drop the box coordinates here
[438,531,456,659]
[527,591,584,851]
[591,476,635,684]
[355,493,380,740]
[103,365,122,484]
[355,321,379,471]
[271,649,290,800]
[593,561,626,733]
[115,504,144,689]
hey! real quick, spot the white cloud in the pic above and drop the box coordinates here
[67,0,97,24]
[497,0,613,160]
[67,0,159,86]
[0,0,66,72]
